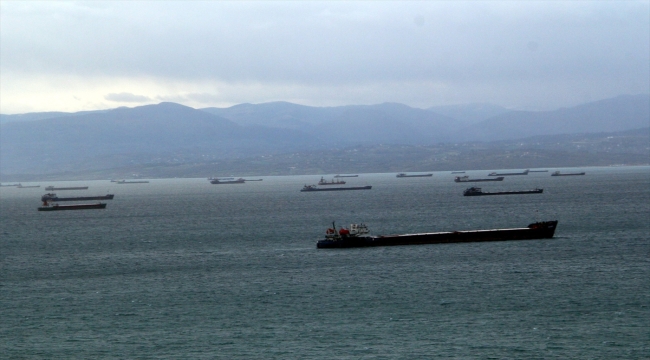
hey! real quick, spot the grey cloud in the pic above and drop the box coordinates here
[1,1,648,110]
[105,92,151,102]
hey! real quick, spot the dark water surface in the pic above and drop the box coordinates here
[2,167,649,359]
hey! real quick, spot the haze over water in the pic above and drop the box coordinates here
[1,166,648,358]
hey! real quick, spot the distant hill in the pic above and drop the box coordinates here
[427,103,512,124]
[457,94,650,141]
[1,95,648,176]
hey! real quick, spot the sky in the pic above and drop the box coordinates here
[1,1,649,114]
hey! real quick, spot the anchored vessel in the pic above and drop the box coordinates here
[45,186,89,191]
[41,193,114,202]
[318,177,346,185]
[210,178,246,184]
[463,187,543,196]
[38,202,107,211]
[335,174,359,178]
[116,180,149,184]
[317,221,558,248]
[17,184,41,188]
[551,171,586,176]
[301,185,372,192]
[396,173,433,178]
[455,176,504,182]
[488,169,529,176]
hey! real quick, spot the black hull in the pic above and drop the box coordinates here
[397,174,433,178]
[44,186,89,191]
[464,189,543,196]
[38,203,107,211]
[455,177,504,182]
[552,173,585,176]
[210,180,245,184]
[301,186,372,192]
[42,194,114,202]
[317,221,558,248]
[335,175,359,178]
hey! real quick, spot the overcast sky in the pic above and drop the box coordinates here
[1,1,648,114]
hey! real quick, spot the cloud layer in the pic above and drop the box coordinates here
[1,1,648,113]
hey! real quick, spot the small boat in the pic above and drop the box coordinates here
[318,177,346,185]
[488,169,529,176]
[463,187,543,196]
[301,185,372,192]
[334,174,359,178]
[210,178,246,184]
[116,180,149,184]
[17,184,41,188]
[41,193,114,202]
[38,201,107,211]
[45,186,89,191]
[551,171,586,176]
[454,176,504,182]
[396,173,433,178]
[316,221,558,248]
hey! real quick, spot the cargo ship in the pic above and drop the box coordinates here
[463,187,543,196]
[38,202,107,211]
[210,178,246,184]
[41,193,114,202]
[396,173,433,178]
[488,169,529,176]
[316,221,558,248]
[318,177,346,185]
[116,180,149,184]
[335,174,359,178]
[17,184,41,188]
[45,186,89,191]
[454,176,504,182]
[551,171,586,176]
[301,185,372,192]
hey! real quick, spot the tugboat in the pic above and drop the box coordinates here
[454,176,504,182]
[463,187,543,196]
[316,221,558,248]
[318,177,346,185]
[551,171,586,176]
[301,185,372,192]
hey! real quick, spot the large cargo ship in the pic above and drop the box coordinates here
[463,187,543,196]
[301,185,372,192]
[318,177,346,185]
[488,169,529,176]
[316,221,558,248]
[41,193,114,202]
[551,171,586,176]
[454,176,504,182]
[334,174,359,178]
[116,180,149,184]
[210,178,246,184]
[396,173,433,178]
[38,202,107,211]
[45,186,89,191]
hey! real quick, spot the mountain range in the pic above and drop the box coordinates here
[1,94,648,177]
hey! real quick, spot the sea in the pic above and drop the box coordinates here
[1,166,649,359]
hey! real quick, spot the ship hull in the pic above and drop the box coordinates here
[38,203,107,211]
[301,186,372,192]
[464,189,543,196]
[44,186,89,191]
[42,194,114,202]
[552,173,585,176]
[317,221,558,248]
[455,177,504,182]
